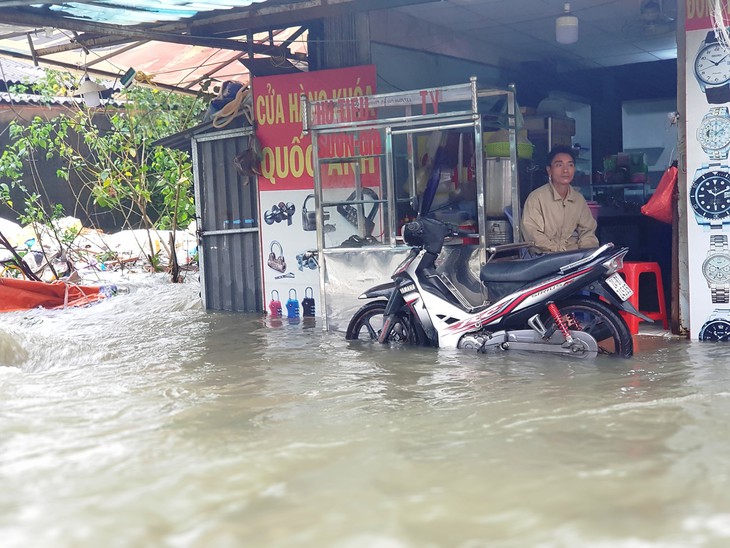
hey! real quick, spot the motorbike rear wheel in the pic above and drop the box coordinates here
[345,301,413,343]
[541,297,633,358]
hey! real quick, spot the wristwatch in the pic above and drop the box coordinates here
[689,163,730,229]
[698,308,730,341]
[698,107,730,160]
[702,234,730,303]
[694,30,730,104]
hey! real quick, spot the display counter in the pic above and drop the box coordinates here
[301,78,520,331]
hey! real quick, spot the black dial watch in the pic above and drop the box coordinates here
[699,308,730,341]
[695,31,730,104]
[689,163,730,229]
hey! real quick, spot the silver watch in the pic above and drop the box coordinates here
[698,107,730,160]
[702,233,730,303]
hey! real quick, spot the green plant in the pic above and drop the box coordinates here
[0,71,208,280]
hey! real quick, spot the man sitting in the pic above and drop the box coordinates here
[521,145,598,254]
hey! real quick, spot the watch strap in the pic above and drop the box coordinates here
[710,233,729,252]
[712,286,730,303]
[706,30,719,44]
[709,308,730,319]
[706,84,730,105]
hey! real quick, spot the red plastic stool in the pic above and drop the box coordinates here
[617,262,669,335]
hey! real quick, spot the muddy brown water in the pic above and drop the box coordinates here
[1,275,728,547]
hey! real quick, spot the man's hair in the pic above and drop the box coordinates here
[546,145,576,165]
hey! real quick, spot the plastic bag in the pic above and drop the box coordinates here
[641,164,677,224]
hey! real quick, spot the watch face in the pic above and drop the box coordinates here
[700,319,730,341]
[690,170,730,219]
[698,115,730,152]
[703,253,730,282]
[695,43,730,85]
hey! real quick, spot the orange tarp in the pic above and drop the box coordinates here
[0,278,107,312]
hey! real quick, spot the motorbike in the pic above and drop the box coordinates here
[345,217,651,358]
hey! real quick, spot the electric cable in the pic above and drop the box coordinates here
[212,85,253,128]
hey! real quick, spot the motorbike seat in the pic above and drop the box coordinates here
[479,248,597,284]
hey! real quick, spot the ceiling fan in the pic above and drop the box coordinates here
[622,0,676,37]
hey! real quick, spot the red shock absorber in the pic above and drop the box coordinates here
[547,302,574,344]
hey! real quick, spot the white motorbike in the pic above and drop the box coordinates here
[346,217,650,358]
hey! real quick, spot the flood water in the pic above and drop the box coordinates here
[1,275,729,547]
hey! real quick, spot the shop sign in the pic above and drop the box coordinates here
[253,65,377,191]
[253,66,378,320]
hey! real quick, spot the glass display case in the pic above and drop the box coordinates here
[301,78,520,330]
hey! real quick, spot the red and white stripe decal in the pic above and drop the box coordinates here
[445,267,590,334]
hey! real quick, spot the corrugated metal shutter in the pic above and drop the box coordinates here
[193,127,263,312]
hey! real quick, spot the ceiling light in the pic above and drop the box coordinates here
[73,75,106,107]
[641,0,662,22]
[556,3,579,45]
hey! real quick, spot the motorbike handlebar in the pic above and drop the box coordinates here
[444,223,474,238]
[403,218,477,251]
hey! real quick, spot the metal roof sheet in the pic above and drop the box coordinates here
[0,27,307,96]
[1,1,270,26]
[0,0,314,94]
[0,56,45,86]
[0,90,76,105]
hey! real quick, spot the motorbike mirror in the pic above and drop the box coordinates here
[410,195,420,215]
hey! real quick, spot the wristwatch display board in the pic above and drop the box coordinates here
[686,17,730,341]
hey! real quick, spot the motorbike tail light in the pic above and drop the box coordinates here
[602,253,626,274]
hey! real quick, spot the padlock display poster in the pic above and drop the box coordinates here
[260,189,322,317]
[254,66,377,317]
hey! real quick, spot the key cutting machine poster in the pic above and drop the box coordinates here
[253,66,378,319]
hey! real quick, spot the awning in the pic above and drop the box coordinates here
[0,0,428,93]
[0,0,317,93]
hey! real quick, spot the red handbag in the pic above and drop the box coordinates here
[641,164,677,224]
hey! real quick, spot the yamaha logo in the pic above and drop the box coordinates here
[400,283,416,294]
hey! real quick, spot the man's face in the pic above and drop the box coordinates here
[546,153,576,186]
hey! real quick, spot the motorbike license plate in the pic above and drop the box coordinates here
[606,273,633,301]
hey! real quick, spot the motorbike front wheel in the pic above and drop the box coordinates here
[541,297,633,358]
[345,301,413,343]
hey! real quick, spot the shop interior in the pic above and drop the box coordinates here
[514,59,678,310]
[311,58,678,318]
[315,59,678,256]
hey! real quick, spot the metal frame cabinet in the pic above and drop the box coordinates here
[301,77,520,330]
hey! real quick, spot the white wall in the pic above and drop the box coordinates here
[622,98,678,173]
[371,43,503,92]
